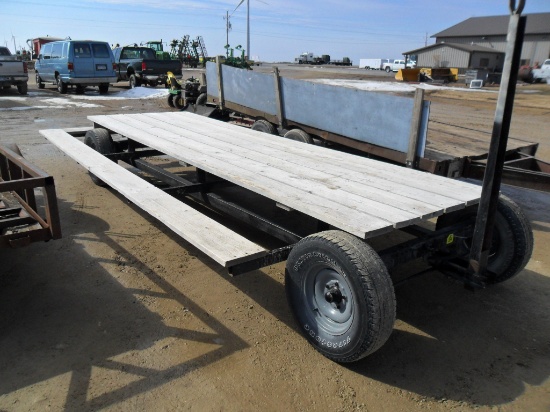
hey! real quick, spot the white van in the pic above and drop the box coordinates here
[35,40,117,94]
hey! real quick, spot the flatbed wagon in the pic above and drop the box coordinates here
[38,3,534,363]
[39,110,532,362]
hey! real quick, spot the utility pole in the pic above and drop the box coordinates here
[225,11,231,46]
[246,0,250,60]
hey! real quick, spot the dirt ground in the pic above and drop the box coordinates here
[0,67,549,412]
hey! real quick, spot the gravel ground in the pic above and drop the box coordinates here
[0,67,549,411]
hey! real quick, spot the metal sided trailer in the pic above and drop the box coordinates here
[190,40,549,192]
[39,3,533,363]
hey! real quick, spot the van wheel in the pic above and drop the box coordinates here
[36,73,45,89]
[99,84,109,94]
[17,83,28,95]
[56,76,67,94]
[385,67,391,73]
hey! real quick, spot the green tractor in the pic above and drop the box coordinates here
[146,40,171,60]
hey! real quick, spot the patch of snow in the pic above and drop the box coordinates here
[0,96,28,102]
[70,87,169,101]
[312,79,496,93]
[40,98,102,108]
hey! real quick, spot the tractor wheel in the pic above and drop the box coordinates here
[174,94,188,110]
[196,93,207,106]
[285,230,396,363]
[84,128,114,186]
[251,120,277,135]
[283,129,314,144]
[167,94,175,108]
[436,194,533,284]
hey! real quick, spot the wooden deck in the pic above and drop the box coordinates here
[39,128,267,268]
[85,112,482,239]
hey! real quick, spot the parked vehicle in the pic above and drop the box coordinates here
[322,55,352,66]
[112,46,182,88]
[0,46,29,95]
[359,58,389,70]
[294,52,324,65]
[35,40,117,94]
[382,59,416,73]
[532,59,550,83]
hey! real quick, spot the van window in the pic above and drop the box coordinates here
[62,42,69,59]
[74,43,92,58]
[51,43,63,59]
[92,43,110,58]
[42,43,52,59]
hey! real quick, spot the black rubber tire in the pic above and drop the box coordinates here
[285,230,396,363]
[56,76,67,94]
[167,94,175,108]
[251,119,277,135]
[17,82,28,95]
[195,92,207,106]
[36,72,45,89]
[174,94,188,110]
[84,128,114,186]
[283,129,314,144]
[385,66,391,73]
[436,194,533,284]
[98,84,109,94]
[129,74,138,88]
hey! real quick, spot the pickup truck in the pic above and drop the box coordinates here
[532,59,550,83]
[0,47,28,94]
[112,46,182,88]
[382,59,416,73]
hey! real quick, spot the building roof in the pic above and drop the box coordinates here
[403,42,505,56]
[432,12,550,38]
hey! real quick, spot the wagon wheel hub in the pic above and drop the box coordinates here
[325,283,345,306]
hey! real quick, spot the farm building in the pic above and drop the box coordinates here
[404,12,550,70]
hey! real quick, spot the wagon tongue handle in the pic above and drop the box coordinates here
[468,1,526,286]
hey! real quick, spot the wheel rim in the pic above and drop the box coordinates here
[304,266,354,336]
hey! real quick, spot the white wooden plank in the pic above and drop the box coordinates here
[112,113,426,225]
[86,115,395,238]
[141,112,469,216]
[39,129,267,267]
[158,112,482,203]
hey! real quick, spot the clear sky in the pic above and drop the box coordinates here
[2,0,549,63]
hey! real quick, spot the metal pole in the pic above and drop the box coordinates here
[247,0,250,60]
[468,0,526,284]
[226,11,229,47]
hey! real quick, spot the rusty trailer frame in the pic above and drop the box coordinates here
[0,144,61,248]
